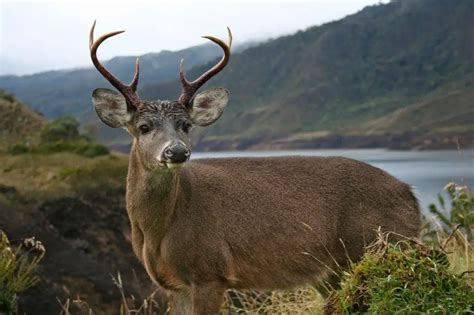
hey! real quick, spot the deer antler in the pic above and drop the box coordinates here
[179,28,232,107]
[89,21,141,107]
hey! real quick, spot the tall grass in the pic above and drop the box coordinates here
[0,231,45,314]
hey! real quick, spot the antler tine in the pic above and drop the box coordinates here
[89,21,140,106]
[179,27,232,106]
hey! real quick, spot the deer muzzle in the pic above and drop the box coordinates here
[162,142,190,165]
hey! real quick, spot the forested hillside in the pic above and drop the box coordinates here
[141,0,473,150]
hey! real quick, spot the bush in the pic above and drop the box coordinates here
[36,140,109,158]
[40,116,80,142]
[6,143,31,155]
[331,231,474,314]
[7,116,110,158]
[0,231,44,314]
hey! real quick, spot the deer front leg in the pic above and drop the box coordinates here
[191,282,226,315]
[167,289,191,315]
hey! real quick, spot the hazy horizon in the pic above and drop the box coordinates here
[0,0,387,76]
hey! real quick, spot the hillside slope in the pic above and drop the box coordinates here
[142,0,473,150]
[357,90,474,135]
[0,90,45,149]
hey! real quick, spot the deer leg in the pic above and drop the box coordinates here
[190,282,226,315]
[167,289,191,315]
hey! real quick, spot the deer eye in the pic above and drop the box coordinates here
[181,122,191,133]
[139,124,150,134]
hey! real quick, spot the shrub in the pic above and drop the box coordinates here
[40,116,80,142]
[7,140,110,158]
[0,231,45,314]
[6,116,110,158]
[331,231,474,314]
[6,143,31,155]
[36,140,109,157]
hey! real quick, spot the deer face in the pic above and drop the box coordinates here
[92,87,228,169]
[89,22,231,169]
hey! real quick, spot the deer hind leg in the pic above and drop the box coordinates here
[190,282,226,315]
[167,289,191,315]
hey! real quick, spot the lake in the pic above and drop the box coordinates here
[193,149,474,215]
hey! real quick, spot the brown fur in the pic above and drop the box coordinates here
[126,144,420,314]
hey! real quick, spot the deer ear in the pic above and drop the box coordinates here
[189,87,229,126]
[92,88,133,128]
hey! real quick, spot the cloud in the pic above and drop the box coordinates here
[0,0,383,75]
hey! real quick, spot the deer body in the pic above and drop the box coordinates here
[126,143,420,313]
[89,22,420,314]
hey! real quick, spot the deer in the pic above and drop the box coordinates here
[89,21,421,314]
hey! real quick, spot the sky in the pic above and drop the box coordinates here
[0,0,387,76]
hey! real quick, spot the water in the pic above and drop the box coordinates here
[192,149,474,214]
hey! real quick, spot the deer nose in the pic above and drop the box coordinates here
[162,143,190,164]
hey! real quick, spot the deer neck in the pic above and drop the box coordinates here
[126,141,181,237]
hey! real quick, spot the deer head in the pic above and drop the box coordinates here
[90,21,232,169]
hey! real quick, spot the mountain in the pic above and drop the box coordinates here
[1,0,473,150]
[141,0,474,150]
[0,44,224,119]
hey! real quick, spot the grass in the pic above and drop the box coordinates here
[56,227,473,315]
[0,152,128,199]
[1,149,472,314]
[0,90,44,150]
[221,287,323,314]
[57,279,324,315]
[331,230,473,314]
[0,231,45,314]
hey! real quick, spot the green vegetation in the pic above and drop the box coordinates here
[0,92,109,158]
[7,117,109,158]
[0,231,44,314]
[40,116,80,142]
[331,233,473,314]
[0,152,127,199]
[330,183,474,314]
[36,139,109,157]
[429,182,474,241]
